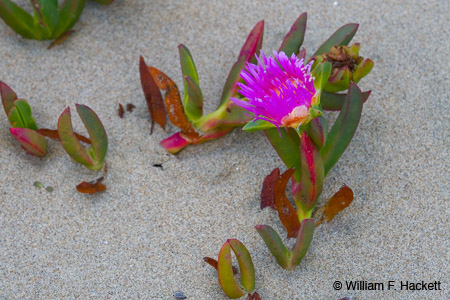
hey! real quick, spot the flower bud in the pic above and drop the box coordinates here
[311,43,373,92]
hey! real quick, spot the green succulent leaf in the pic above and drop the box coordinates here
[278,12,307,56]
[242,119,275,132]
[265,127,302,181]
[9,127,47,157]
[321,90,371,111]
[220,20,264,105]
[313,23,359,57]
[218,240,245,299]
[320,82,363,175]
[76,104,108,167]
[311,61,332,91]
[184,75,203,121]
[255,225,289,269]
[0,0,37,39]
[229,239,255,292]
[31,0,59,39]
[8,99,38,130]
[307,116,328,149]
[288,218,315,269]
[179,44,203,121]
[53,0,85,38]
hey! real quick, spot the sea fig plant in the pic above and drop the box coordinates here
[0,0,113,41]
[1,81,47,157]
[229,18,373,270]
[205,239,259,299]
[140,13,371,155]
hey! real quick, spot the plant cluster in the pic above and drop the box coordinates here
[140,12,373,298]
[1,81,108,192]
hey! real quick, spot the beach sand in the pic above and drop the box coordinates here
[0,0,448,299]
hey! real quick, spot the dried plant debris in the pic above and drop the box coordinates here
[126,103,136,112]
[76,177,106,194]
[47,30,75,49]
[118,103,125,118]
[316,184,354,226]
[248,292,261,300]
[260,167,280,209]
[36,128,90,144]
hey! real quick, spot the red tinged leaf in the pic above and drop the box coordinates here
[316,184,354,226]
[1,81,18,115]
[36,128,90,144]
[148,66,197,135]
[274,168,301,238]
[76,177,106,194]
[126,103,135,112]
[47,29,75,49]
[248,292,261,300]
[260,168,280,209]
[139,56,166,133]
[203,257,238,275]
[118,103,124,118]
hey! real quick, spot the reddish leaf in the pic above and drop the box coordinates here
[118,103,124,118]
[36,128,91,144]
[317,184,354,226]
[126,103,135,112]
[76,177,106,194]
[248,292,261,300]
[47,30,75,49]
[260,168,280,209]
[203,257,238,275]
[139,56,166,133]
[148,66,197,135]
[274,169,301,238]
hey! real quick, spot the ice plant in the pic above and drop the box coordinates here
[205,239,258,299]
[0,0,113,42]
[141,12,372,154]
[1,81,47,157]
[233,35,373,269]
[57,104,108,170]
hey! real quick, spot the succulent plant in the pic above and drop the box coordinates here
[0,0,113,41]
[1,81,47,157]
[141,13,373,155]
[57,104,108,170]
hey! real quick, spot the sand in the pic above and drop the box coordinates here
[0,0,449,299]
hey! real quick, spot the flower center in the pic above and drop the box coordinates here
[281,105,309,128]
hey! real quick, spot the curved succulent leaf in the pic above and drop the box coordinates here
[320,83,363,175]
[288,218,315,269]
[242,119,275,132]
[0,81,17,115]
[9,127,47,157]
[218,241,245,299]
[255,225,289,269]
[278,12,307,56]
[321,90,371,111]
[264,127,302,181]
[31,0,59,39]
[8,99,38,130]
[307,116,328,149]
[313,23,359,57]
[53,0,85,38]
[179,44,203,120]
[229,239,255,292]
[220,20,264,105]
[0,0,37,39]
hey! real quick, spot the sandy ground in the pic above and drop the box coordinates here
[0,0,449,299]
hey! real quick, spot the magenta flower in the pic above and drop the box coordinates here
[232,51,317,129]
